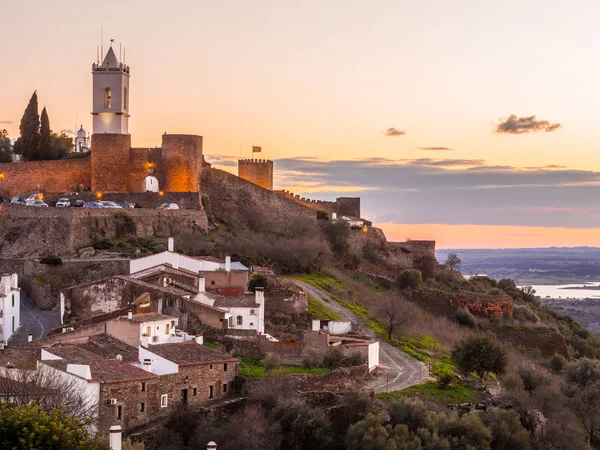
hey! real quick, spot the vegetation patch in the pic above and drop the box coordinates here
[307,295,341,321]
[376,382,477,405]
[238,356,330,377]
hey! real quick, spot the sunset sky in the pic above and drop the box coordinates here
[3,0,600,248]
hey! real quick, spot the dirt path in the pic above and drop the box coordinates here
[295,280,428,393]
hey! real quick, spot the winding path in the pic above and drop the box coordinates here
[295,280,428,393]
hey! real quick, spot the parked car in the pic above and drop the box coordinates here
[10,197,26,205]
[26,193,44,202]
[82,201,104,208]
[72,199,86,207]
[100,201,123,208]
[118,202,135,209]
[56,198,71,208]
[30,200,48,207]
[159,203,180,210]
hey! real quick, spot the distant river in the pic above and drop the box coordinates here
[520,283,600,300]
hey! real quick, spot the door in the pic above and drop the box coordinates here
[181,389,188,405]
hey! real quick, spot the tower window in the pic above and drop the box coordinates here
[124,87,128,110]
[104,87,112,108]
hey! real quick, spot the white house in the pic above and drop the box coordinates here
[312,320,352,335]
[0,274,20,344]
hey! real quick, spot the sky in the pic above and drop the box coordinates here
[2,0,600,248]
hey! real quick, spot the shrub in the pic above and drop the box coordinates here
[513,304,540,322]
[302,348,321,372]
[454,308,478,328]
[248,273,268,292]
[39,252,62,265]
[547,354,567,373]
[362,243,380,264]
[437,372,454,390]
[114,212,136,237]
[452,334,507,379]
[323,347,344,369]
[316,210,328,220]
[517,365,550,393]
[397,269,423,291]
[343,352,364,367]
[263,353,280,377]
[501,373,525,391]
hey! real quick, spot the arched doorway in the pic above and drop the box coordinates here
[144,176,159,192]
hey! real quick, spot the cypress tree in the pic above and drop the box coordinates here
[39,107,52,160]
[13,91,40,161]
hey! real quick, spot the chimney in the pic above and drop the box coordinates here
[27,334,33,342]
[195,334,204,345]
[225,256,231,272]
[168,237,174,252]
[198,277,206,293]
[143,358,152,373]
[174,253,179,270]
[1,275,10,294]
[207,442,217,450]
[109,425,122,450]
[332,212,337,220]
[10,274,18,289]
[128,311,133,320]
[255,287,265,305]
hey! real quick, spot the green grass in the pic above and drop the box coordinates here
[35,276,51,286]
[238,356,330,377]
[203,340,220,348]
[307,296,341,321]
[376,382,477,405]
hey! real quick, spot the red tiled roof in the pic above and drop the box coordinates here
[145,342,236,366]
[211,294,259,308]
[119,313,176,324]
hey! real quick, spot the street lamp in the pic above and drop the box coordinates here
[96,192,103,201]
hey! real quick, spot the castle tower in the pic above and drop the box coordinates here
[91,46,130,135]
[90,46,132,192]
[238,159,274,190]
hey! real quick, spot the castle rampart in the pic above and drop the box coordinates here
[238,159,273,190]
[162,134,203,193]
[274,190,361,218]
[91,133,132,192]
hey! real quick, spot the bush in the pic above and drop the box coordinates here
[323,347,344,369]
[302,348,321,372]
[248,273,268,292]
[513,304,540,322]
[397,269,423,291]
[114,212,136,237]
[517,365,550,393]
[263,353,280,377]
[437,372,454,390]
[39,252,62,265]
[452,334,507,379]
[316,210,328,220]
[454,308,478,328]
[501,373,525,391]
[547,354,567,373]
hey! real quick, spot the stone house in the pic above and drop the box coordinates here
[195,288,265,335]
[0,274,20,345]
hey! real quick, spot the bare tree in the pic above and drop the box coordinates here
[377,293,414,340]
[0,365,98,424]
[445,253,461,271]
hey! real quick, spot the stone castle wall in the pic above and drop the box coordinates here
[238,159,273,190]
[274,190,361,218]
[412,287,513,319]
[162,134,203,193]
[0,158,91,197]
[91,134,132,192]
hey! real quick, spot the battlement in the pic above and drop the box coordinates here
[274,190,360,218]
[239,159,272,165]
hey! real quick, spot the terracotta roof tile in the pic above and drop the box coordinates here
[146,342,236,366]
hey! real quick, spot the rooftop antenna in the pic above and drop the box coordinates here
[119,43,122,62]
[96,46,99,65]
[124,48,126,64]
[101,27,103,60]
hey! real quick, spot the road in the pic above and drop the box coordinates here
[10,292,61,343]
[295,280,428,393]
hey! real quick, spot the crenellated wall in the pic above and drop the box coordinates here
[274,190,361,218]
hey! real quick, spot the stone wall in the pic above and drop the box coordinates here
[258,338,304,365]
[494,327,569,359]
[45,192,203,210]
[91,134,132,192]
[128,147,164,193]
[238,159,273,190]
[203,167,317,232]
[0,158,91,197]
[274,190,361,218]
[412,288,513,319]
[162,134,203,193]
[0,205,209,258]
[243,364,369,396]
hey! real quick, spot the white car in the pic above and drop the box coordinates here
[26,193,44,202]
[159,203,179,210]
[26,199,48,207]
[100,201,123,208]
[56,198,71,207]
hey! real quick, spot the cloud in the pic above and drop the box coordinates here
[418,147,452,151]
[495,114,561,134]
[0,121,12,124]
[384,127,405,136]
[274,157,600,228]
[205,154,238,168]
[61,128,76,135]
[523,164,566,170]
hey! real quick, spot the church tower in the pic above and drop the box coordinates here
[91,46,130,134]
[90,45,132,192]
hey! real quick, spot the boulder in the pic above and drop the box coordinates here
[78,247,95,259]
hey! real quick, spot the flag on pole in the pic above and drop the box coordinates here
[252,146,262,153]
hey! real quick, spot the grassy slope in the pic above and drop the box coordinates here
[376,382,477,405]
[239,356,330,377]
[308,295,341,321]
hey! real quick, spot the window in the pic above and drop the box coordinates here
[161,394,168,408]
[12,317,14,333]
[145,326,151,336]
[209,385,213,399]
[193,388,197,397]
[104,87,112,108]
[223,363,228,372]
[141,382,146,392]
[165,324,170,334]
[210,280,216,285]
[11,295,14,307]
[116,405,122,420]
[209,364,213,370]
[236,316,243,326]
[223,383,227,393]
[140,402,145,412]
[124,87,128,110]
[228,317,232,328]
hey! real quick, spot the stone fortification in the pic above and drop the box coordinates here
[412,287,513,319]
[202,167,317,232]
[275,190,361,218]
[162,134,203,193]
[91,134,132,192]
[0,158,91,198]
[0,205,208,258]
[238,159,273,190]
[494,326,569,359]
[45,192,202,210]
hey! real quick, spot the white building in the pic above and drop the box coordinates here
[73,125,90,153]
[92,46,130,135]
[312,320,352,335]
[0,274,20,344]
